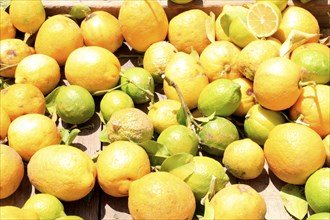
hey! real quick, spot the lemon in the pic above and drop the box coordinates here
[157,125,199,156]
[147,99,181,134]
[0,38,33,78]
[35,14,84,66]
[236,39,279,80]
[27,144,96,201]
[15,53,61,95]
[143,41,178,84]
[199,40,242,82]
[96,141,150,197]
[232,77,256,117]
[9,0,45,34]
[229,16,258,48]
[80,11,123,53]
[210,184,267,219]
[120,67,155,104]
[0,144,24,199]
[163,52,209,110]
[56,216,84,220]
[198,79,241,117]
[323,135,330,167]
[118,0,168,52]
[168,9,212,54]
[0,10,16,40]
[223,138,265,180]
[22,193,66,220]
[256,0,288,11]
[215,5,249,42]
[199,117,240,156]
[128,172,196,220]
[8,113,62,161]
[244,104,286,146]
[107,107,154,143]
[305,168,330,213]
[290,43,330,84]
[65,46,121,94]
[100,90,134,123]
[246,2,282,38]
[0,107,11,141]
[55,85,95,125]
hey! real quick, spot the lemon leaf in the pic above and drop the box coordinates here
[0,0,10,10]
[160,153,195,179]
[280,30,320,57]
[194,112,215,123]
[45,86,62,120]
[99,127,110,144]
[60,128,81,146]
[139,140,171,166]
[205,11,216,43]
[201,175,217,219]
[280,184,308,220]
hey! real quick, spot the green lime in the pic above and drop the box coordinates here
[55,85,95,125]
[169,0,193,4]
[307,212,330,220]
[291,48,330,84]
[100,90,134,122]
[22,193,66,220]
[199,117,240,156]
[198,79,241,117]
[107,107,154,143]
[157,125,198,156]
[244,104,286,146]
[69,5,91,20]
[56,215,84,220]
[305,167,330,213]
[120,67,155,104]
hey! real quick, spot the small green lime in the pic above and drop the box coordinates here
[120,67,155,104]
[198,79,241,117]
[55,85,95,125]
[169,0,193,4]
[199,117,240,156]
[305,168,330,213]
[22,193,66,220]
[157,125,198,156]
[307,212,330,220]
[100,90,134,122]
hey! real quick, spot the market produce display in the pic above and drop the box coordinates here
[0,0,329,219]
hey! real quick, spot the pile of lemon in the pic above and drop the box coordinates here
[0,0,329,219]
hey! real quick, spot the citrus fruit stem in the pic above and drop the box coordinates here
[92,82,129,96]
[295,114,310,126]
[162,74,193,129]
[298,80,317,88]
[0,64,18,72]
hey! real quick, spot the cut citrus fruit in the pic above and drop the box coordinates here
[247,2,281,38]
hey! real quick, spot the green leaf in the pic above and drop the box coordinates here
[176,106,187,126]
[45,86,62,120]
[194,112,215,123]
[60,128,81,146]
[280,184,308,220]
[160,153,195,180]
[138,140,171,166]
[99,126,110,144]
[0,0,11,10]
[201,175,217,219]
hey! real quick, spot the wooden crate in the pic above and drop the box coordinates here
[1,0,329,219]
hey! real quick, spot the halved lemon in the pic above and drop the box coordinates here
[247,2,281,38]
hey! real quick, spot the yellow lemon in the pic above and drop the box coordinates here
[0,10,16,40]
[96,141,150,197]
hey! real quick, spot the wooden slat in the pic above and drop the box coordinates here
[42,0,330,28]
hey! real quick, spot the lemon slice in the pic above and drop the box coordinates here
[247,2,281,38]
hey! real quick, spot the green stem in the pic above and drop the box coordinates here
[92,82,129,96]
[162,74,193,129]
